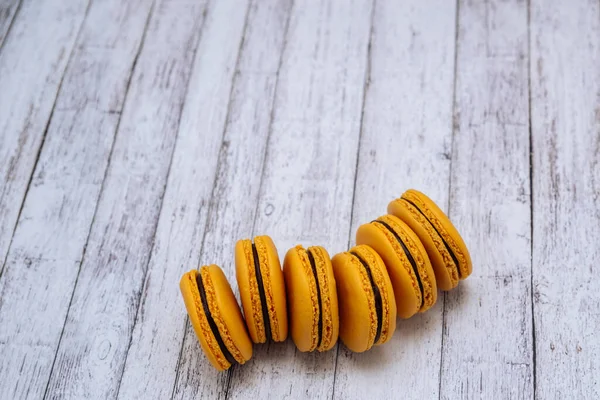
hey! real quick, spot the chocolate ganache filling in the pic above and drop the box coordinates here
[350,251,383,344]
[307,248,324,348]
[196,272,237,365]
[401,198,461,278]
[373,219,425,308]
[252,242,272,341]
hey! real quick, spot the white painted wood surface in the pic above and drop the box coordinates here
[530,0,600,398]
[0,0,154,398]
[0,0,21,50]
[0,0,88,278]
[443,1,533,399]
[0,0,598,398]
[42,0,207,398]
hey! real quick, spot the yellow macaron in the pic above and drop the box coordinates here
[331,245,396,352]
[356,214,437,319]
[235,235,288,343]
[388,189,472,290]
[179,265,253,371]
[283,245,339,352]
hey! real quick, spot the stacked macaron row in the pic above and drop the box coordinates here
[180,189,472,371]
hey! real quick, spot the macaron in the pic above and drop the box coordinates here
[283,245,339,352]
[180,265,253,371]
[235,235,288,343]
[331,245,396,352]
[388,189,472,290]
[356,214,437,319]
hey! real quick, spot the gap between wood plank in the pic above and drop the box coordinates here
[329,1,376,398]
[40,2,156,398]
[438,0,460,398]
[168,1,253,397]
[0,0,22,54]
[526,0,537,398]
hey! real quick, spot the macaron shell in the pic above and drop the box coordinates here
[356,215,437,318]
[205,265,253,363]
[379,214,437,311]
[356,222,420,319]
[388,190,472,290]
[179,270,228,371]
[389,199,455,290]
[332,246,395,352]
[235,239,265,343]
[310,246,339,351]
[332,252,374,352]
[351,244,396,345]
[284,246,339,352]
[404,189,472,278]
[255,235,288,342]
[283,246,319,352]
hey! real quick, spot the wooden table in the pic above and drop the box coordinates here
[0,0,598,398]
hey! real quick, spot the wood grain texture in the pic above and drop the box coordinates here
[333,0,456,398]
[0,1,597,398]
[225,0,372,398]
[171,0,291,398]
[530,0,600,398]
[41,1,207,398]
[117,0,252,398]
[0,1,156,399]
[0,0,21,50]
[441,0,533,399]
[0,0,88,279]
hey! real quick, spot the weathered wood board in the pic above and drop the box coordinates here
[530,0,600,398]
[0,0,597,398]
[441,1,534,399]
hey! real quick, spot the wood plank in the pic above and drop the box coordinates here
[530,0,600,398]
[332,0,456,398]
[225,0,373,398]
[117,0,253,398]
[0,0,88,278]
[40,1,208,398]
[0,0,21,50]
[440,1,533,399]
[170,0,291,398]
[0,1,156,399]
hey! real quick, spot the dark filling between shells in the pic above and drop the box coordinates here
[307,248,324,349]
[401,198,462,278]
[373,219,425,309]
[196,272,237,366]
[252,242,272,341]
[350,251,383,344]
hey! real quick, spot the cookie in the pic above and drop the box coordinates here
[283,245,339,352]
[388,189,472,290]
[180,265,252,371]
[235,235,288,343]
